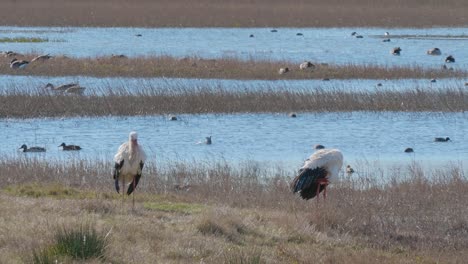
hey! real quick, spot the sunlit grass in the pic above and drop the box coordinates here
[144,201,205,214]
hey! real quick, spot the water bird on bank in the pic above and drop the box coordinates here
[19,144,46,152]
[384,32,390,36]
[299,61,315,70]
[427,48,441,55]
[278,67,289,75]
[445,55,455,63]
[111,54,127,59]
[404,148,414,153]
[346,165,355,174]
[45,83,86,94]
[434,137,450,142]
[314,144,325,150]
[391,47,402,55]
[58,143,82,150]
[168,115,177,121]
[10,58,29,69]
[31,54,53,62]
[1,51,20,57]
[291,149,343,201]
[113,131,146,209]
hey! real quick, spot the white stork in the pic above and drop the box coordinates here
[291,149,343,201]
[113,132,146,208]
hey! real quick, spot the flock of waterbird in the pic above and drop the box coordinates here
[276,31,458,77]
[1,51,86,95]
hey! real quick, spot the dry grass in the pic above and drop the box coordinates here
[0,158,467,263]
[1,55,465,80]
[0,87,465,118]
[0,0,467,28]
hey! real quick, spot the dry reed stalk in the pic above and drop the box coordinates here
[0,88,465,118]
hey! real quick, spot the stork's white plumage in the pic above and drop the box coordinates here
[113,131,146,196]
[291,149,343,200]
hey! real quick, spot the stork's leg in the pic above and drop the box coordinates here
[132,175,136,211]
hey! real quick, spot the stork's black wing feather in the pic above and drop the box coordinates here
[113,160,125,193]
[290,167,328,200]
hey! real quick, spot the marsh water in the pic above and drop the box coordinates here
[1,26,468,68]
[0,26,467,174]
[2,112,466,172]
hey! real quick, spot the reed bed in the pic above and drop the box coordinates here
[0,157,467,262]
[0,0,467,28]
[0,88,465,118]
[1,55,465,80]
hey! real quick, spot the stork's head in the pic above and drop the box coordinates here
[129,131,138,145]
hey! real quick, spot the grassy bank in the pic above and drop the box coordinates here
[1,55,465,80]
[0,88,465,118]
[0,0,467,28]
[0,158,467,263]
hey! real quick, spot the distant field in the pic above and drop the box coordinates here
[1,55,465,80]
[0,0,467,28]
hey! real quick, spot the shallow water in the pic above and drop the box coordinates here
[0,27,467,68]
[2,112,466,173]
[0,75,465,96]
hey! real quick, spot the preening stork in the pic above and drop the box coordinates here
[113,132,146,208]
[291,149,343,201]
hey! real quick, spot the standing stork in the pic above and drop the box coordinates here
[113,131,146,209]
[291,149,343,201]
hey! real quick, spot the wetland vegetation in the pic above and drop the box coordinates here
[0,159,467,263]
[1,55,466,79]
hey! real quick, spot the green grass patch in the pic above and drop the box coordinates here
[4,183,94,199]
[143,201,205,214]
[0,37,50,43]
[32,223,109,263]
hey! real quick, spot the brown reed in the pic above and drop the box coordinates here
[0,88,465,118]
[1,55,464,80]
[0,0,467,28]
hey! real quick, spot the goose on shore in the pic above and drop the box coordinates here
[45,83,86,94]
[278,67,289,75]
[31,54,53,62]
[299,61,315,70]
[58,143,82,150]
[10,58,29,69]
[291,149,343,201]
[19,144,46,152]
